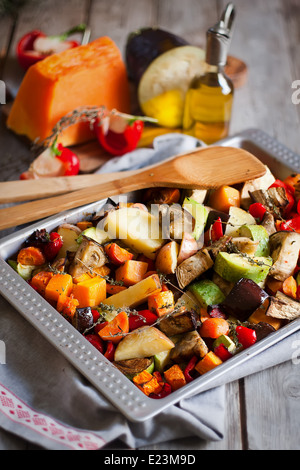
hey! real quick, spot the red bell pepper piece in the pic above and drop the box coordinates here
[214,343,232,361]
[149,383,172,399]
[16,24,86,71]
[43,231,63,261]
[210,217,223,242]
[248,202,267,222]
[279,216,300,233]
[236,325,257,349]
[105,243,134,266]
[269,180,295,215]
[128,310,158,331]
[55,143,80,176]
[104,341,115,361]
[85,334,105,354]
[184,355,198,383]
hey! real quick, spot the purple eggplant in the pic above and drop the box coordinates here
[221,278,269,321]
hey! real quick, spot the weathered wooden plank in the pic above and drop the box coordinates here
[244,360,300,450]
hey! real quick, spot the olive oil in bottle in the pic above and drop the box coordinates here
[183,3,235,144]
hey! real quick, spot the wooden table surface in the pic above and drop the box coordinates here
[0,0,300,451]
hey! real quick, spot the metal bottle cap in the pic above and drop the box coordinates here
[205,3,236,66]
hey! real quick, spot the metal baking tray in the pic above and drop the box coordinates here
[1,128,300,422]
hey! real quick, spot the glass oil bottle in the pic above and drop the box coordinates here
[183,3,236,144]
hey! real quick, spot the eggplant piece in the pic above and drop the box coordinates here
[68,237,107,278]
[221,278,269,321]
[250,321,276,341]
[169,331,208,363]
[176,248,214,289]
[266,291,300,321]
[212,272,234,296]
[250,187,289,218]
[72,307,94,333]
[159,310,199,337]
[205,209,230,232]
[125,27,189,84]
[206,235,232,259]
[113,357,154,380]
[269,231,300,281]
[260,211,277,236]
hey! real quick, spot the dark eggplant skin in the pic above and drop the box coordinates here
[205,210,230,231]
[221,278,269,322]
[125,27,189,84]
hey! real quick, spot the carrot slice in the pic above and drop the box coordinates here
[199,318,229,339]
[195,352,223,375]
[17,246,46,266]
[98,311,129,343]
[282,276,297,299]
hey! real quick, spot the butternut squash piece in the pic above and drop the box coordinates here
[7,37,130,146]
[115,260,148,286]
[44,273,73,302]
[209,185,241,213]
[195,351,223,375]
[148,290,175,317]
[72,275,106,308]
[133,370,163,396]
[57,293,79,319]
[164,364,186,391]
[30,271,54,296]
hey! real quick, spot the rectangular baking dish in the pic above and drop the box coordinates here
[0,128,300,422]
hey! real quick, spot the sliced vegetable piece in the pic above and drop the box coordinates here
[209,185,241,213]
[214,252,272,284]
[44,273,73,302]
[148,290,175,317]
[133,370,163,396]
[176,248,214,290]
[155,240,179,275]
[30,270,54,295]
[188,280,225,309]
[98,311,129,344]
[199,317,229,339]
[164,364,186,391]
[105,242,134,265]
[182,197,208,240]
[114,326,175,361]
[72,276,106,308]
[115,260,148,287]
[17,246,46,266]
[103,273,161,309]
[195,351,223,375]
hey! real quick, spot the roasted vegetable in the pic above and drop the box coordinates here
[169,331,208,363]
[221,278,269,321]
[68,238,107,278]
[158,310,199,337]
[269,231,300,281]
[176,248,214,289]
[113,357,154,380]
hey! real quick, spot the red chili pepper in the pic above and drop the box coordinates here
[210,217,223,242]
[297,200,300,216]
[248,202,267,221]
[214,344,232,361]
[43,231,63,261]
[128,310,158,331]
[149,383,172,399]
[184,355,198,383]
[269,180,295,215]
[236,325,257,349]
[104,341,115,361]
[17,24,86,71]
[55,143,80,176]
[85,334,105,354]
[91,309,101,323]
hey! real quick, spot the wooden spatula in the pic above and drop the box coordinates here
[0,146,266,231]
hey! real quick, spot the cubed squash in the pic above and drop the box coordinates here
[44,273,73,302]
[30,271,54,296]
[195,351,223,375]
[209,185,241,213]
[7,36,130,146]
[148,290,175,317]
[115,260,148,287]
[164,364,186,391]
[133,370,163,396]
[72,275,106,308]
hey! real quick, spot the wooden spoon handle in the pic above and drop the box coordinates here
[0,170,140,203]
